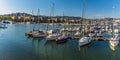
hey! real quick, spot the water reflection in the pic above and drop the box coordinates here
[78,41,92,51]
[110,45,118,51]
[111,50,118,60]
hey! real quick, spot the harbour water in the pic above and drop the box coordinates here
[0,24,120,60]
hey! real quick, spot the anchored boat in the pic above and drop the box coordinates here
[56,34,68,44]
[109,22,119,47]
[79,37,91,47]
[109,37,119,47]
[32,30,47,38]
[0,23,7,28]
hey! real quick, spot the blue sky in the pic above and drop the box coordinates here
[0,0,120,18]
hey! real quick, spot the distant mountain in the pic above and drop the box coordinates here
[3,12,120,20]
[2,12,32,16]
[0,12,83,20]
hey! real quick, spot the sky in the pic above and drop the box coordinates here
[0,0,120,18]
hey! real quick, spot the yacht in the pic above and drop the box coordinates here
[46,34,60,40]
[56,34,68,44]
[79,37,91,47]
[46,29,61,40]
[109,22,119,47]
[109,37,119,47]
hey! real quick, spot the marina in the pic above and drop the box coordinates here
[0,23,120,60]
[0,0,120,60]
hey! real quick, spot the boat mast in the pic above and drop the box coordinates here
[82,0,86,36]
[36,9,40,30]
[112,6,115,38]
[50,2,55,29]
[37,9,40,23]
[23,12,25,22]
[32,10,35,31]
[63,12,65,28]
[50,0,55,29]
[32,10,34,22]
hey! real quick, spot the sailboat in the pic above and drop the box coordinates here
[32,9,47,38]
[32,30,47,38]
[79,37,91,46]
[46,26,62,40]
[79,0,92,47]
[55,12,68,44]
[109,22,119,47]
[110,37,119,47]
[46,2,61,40]
[56,34,68,44]
[26,10,47,38]
[26,10,38,37]
[26,30,38,37]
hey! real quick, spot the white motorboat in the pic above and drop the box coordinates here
[79,37,91,47]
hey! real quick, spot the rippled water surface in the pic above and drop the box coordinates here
[0,24,120,60]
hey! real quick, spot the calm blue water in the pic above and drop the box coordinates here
[0,24,120,60]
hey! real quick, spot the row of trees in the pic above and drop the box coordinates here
[0,16,13,21]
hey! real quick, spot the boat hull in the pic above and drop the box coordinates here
[79,37,91,47]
